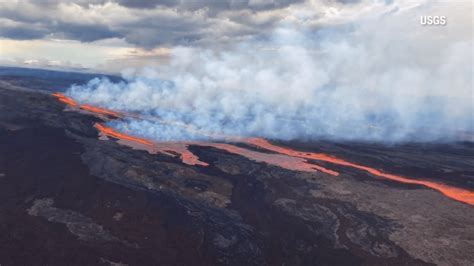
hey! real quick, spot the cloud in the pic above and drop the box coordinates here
[54,22,120,42]
[0,1,120,43]
[0,57,87,71]
[66,1,473,142]
[95,47,170,72]
[0,38,143,71]
[114,0,305,12]
[0,22,47,39]
[0,0,396,49]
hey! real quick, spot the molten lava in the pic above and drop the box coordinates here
[94,123,154,146]
[52,93,121,118]
[80,104,121,118]
[155,142,209,166]
[245,138,474,205]
[94,123,208,166]
[52,93,474,206]
[180,150,209,166]
[52,92,77,107]
[203,143,339,176]
[91,122,335,173]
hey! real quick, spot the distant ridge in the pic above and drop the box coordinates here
[0,66,123,92]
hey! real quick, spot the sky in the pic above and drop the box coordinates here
[1,0,470,73]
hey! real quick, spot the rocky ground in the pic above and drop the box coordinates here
[0,72,473,266]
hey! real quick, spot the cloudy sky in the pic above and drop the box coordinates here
[0,0,471,73]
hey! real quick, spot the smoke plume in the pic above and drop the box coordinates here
[67,2,473,142]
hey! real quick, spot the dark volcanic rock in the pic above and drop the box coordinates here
[0,77,473,266]
[27,198,129,244]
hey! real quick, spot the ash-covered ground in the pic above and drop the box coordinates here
[0,68,473,266]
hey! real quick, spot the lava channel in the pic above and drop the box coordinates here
[79,104,121,118]
[244,138,474,206]
[52,93,120,118]
[202,143,338,176]
[93,123,336,173]
[95,123,208,166]
[52,92,77,107]
[94,123,153,146]
[52,93,474,205]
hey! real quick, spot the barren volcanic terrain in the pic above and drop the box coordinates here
[0,69,473,266]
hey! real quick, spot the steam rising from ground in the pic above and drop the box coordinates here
[67,2,473,142]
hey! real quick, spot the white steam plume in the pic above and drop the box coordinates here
[67,1,473,142]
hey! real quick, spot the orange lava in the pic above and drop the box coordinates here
[94,123,208,166]
[245,138,474,206]
[52,93,474,205]
[52,92,121,118]
[180,151,209,166]
[80,104,121,118]
[155,142,209,166]
[53,93,208,166]
[202,143,339,176]
[94,123,154,146]
[52,92,77,107]
[91,122,334,172]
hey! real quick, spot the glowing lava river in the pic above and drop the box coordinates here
[52,92,474,206]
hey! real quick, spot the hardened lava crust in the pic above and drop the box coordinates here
[0,75,473,266]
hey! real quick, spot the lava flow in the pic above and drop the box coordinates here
[51,92,335,172]
[80,104,121,118]
[52,93,120,118]
[52,92,77,106]
[202,143,339,175]
[155,142,209,166]
[92,122,336,173]
[94,123,153,146]
[94,122,208,166]
[244,138,474,206]
[52,93,474,206]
